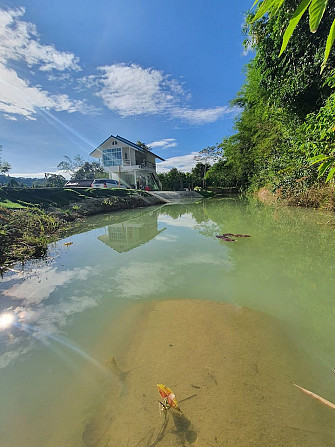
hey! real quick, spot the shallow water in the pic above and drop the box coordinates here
[1,197,335,445]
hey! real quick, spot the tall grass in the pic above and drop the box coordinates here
[0,206,62,268]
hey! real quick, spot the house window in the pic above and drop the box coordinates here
[103,148,122,166]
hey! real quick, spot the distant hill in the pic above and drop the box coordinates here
[0,174,45,187]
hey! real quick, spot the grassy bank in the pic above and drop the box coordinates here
[256,185,335,211]
[0,187,164,270]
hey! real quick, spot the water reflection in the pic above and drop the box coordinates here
[98,207,166,252]
[0,198,335,446]
[0,263,97,369]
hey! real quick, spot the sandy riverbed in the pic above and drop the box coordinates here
[82,299,334,446]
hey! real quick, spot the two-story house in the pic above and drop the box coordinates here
[90,134,165,190]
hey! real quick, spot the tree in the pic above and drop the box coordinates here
[57,155,86,176]
[0,145,11,174]
[7,178,19,188]
[57,155,108,180]
[44,173,67,187]
[193,146,222,189]
[191,162,211,189]
[136,141,151,151]
[251,0,335,71]
[72,162,107,180]
[158,168,186,190]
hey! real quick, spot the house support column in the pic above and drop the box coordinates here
[134,171,137,190]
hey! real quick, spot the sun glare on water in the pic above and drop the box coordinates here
[0,312,15,330]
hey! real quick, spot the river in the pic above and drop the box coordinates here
[0,197,335,446]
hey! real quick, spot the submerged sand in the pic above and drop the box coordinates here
[82,299,334,446]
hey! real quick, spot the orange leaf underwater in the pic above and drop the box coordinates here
[157,384,182,412]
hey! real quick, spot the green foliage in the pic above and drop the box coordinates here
[204,2,335,195]
[158,168,187,190]
[72,161,107,180]
[300,89,335,180]
[251,0,334,70]
[246,1,335,117]
[44,173,66,187]
[136,141,151,151]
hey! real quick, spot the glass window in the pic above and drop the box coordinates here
[103,148,121,166]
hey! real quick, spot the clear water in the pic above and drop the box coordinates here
[1,197,335,445]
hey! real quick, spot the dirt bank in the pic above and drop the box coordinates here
[82,299,334,447]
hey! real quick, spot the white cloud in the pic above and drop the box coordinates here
[10,170,70,179]
[158,214,197,229]
[156,151,199,173]
[0,7,98,120]
[0,265,97,369]
[90,63,180,116]
[3,266,92,304]
[114,262,172,298]
[0,7,80,71]
[148,138,177,149]
[84,63,235,125]
[0,63,95,120]
[172,106,233,124]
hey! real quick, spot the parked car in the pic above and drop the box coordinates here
[91,179,126,189]
[64,179,93,188]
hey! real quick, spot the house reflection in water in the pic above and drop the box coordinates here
[98,208,166,253]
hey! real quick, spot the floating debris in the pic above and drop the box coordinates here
[157,384,182,413]
[293,383,335,410]
[216,233,251,242]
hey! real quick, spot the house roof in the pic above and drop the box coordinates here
[90,134,165,161]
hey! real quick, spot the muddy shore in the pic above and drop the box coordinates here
[82,299,335,447]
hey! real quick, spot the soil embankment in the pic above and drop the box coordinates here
[83,299,335,446]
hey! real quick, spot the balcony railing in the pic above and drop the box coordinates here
[140,160,156,169]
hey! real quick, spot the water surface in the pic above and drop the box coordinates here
[1,197,335,445]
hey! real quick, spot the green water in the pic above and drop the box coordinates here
[1,197,335,445]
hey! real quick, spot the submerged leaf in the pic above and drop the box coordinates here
[157,384,182,412]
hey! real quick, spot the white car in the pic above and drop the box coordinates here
[91,179,126,189]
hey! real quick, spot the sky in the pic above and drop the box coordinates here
[0,0,253,177]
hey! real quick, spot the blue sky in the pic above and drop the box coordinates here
[0,0,253,177]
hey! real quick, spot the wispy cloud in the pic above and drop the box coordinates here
[0,63,95,120]
[156,151,199,173]
[172,106,233,124]
[83,63,235,125]
[0,8,235,124]
[84,63,183,116]
[0,7,80,71]
[148,138,177,149]
[0,7,97,120]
